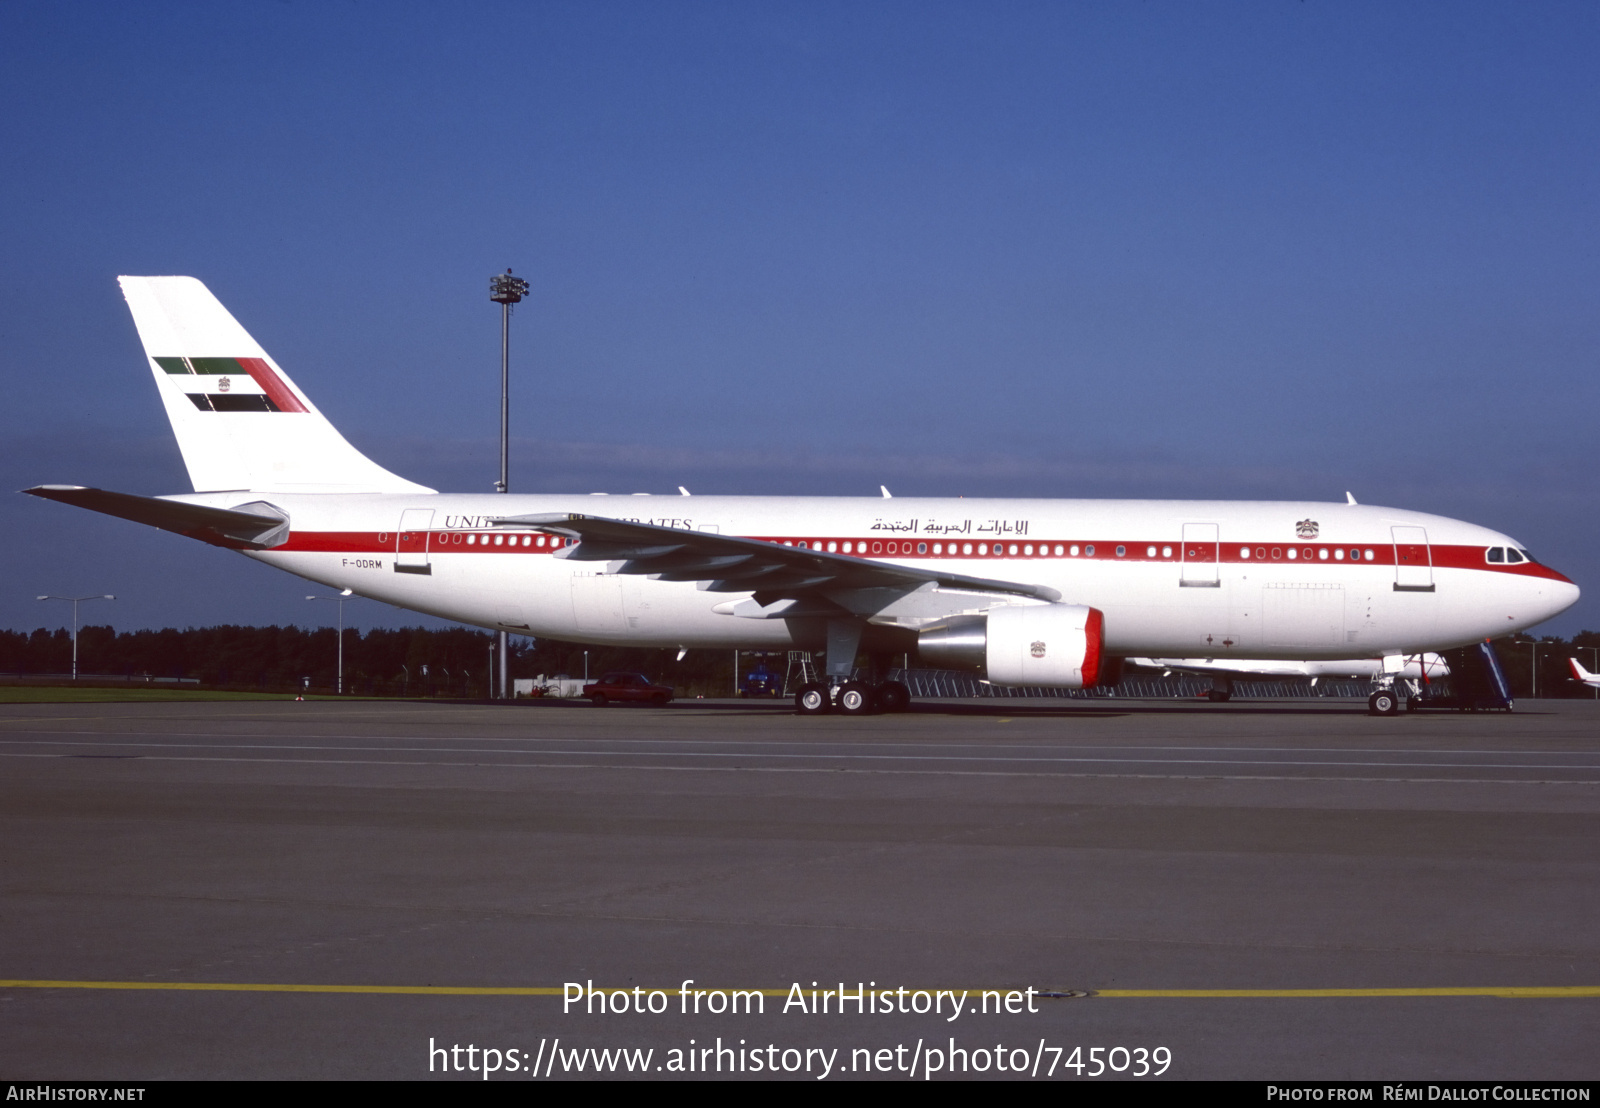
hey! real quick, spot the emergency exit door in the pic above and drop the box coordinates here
[1180,523,1220,587]
[1391,526,1434,592]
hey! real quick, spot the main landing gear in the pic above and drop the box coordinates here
[795,625,913,716]
[795,683,830,715]
[794,679,912,716]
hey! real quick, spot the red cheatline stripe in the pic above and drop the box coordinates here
[237,358,308,413]
[261,531,1572,580]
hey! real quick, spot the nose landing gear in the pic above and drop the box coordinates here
[1367,688,1400,716]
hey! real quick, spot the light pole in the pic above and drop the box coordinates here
[1531,640,1542,700]
[307,589,355,694]
[489,268,529,701]
[36,594,115,680]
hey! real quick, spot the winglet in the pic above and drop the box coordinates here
[1346,491,1358,505]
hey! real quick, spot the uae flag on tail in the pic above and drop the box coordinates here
[155,356,309,413]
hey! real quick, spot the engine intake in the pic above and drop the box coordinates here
[918,603,1106,688]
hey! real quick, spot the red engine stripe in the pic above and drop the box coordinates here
[1081,607,1104,689]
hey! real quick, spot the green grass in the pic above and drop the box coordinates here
[0,687,342,703]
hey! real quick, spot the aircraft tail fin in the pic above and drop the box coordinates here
[1569,658,1599,685]
[118,276,433,494]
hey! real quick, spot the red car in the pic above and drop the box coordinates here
[583,672,675,707]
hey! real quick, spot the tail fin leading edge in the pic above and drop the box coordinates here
[118,276,433,494]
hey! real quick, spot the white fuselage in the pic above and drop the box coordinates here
[173,491,1578,661]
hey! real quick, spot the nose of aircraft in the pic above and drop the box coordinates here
[1525,565,1581,626]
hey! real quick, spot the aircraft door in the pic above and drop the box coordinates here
[1180,523,1220,587]
[396,509,435,575]
[1391,526,1434,592]
[571,571,628,633]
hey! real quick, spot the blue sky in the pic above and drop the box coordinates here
[3,1,1598,637]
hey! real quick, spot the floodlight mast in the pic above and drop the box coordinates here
[306,590,354,694]
[488,269,528,700]
[489,269,528,496]
[35,594,115,681]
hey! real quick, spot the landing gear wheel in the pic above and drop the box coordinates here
[1368,690,1399,716]
[1207,689,1231,703]
[589,693,608,707]
[795,682,831,715]
[837,681,875,716]
[877,681,911,713]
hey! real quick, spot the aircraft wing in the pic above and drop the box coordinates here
[497,512,1062,607]
[24,485,290,549]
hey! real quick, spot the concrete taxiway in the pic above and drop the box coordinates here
[1,696,1597,1080]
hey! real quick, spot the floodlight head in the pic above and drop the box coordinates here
[103,594,115,600]
[489,268,529,305]
[36,595,48,601]
[340,588,353,596]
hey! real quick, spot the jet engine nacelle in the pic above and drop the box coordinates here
[917,603,1106,688]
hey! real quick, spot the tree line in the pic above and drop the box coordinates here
[2,623,1597,699]
[0,625,751,698]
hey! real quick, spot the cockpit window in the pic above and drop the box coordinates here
[1488,546,1534,565]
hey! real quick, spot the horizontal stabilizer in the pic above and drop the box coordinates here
[24,485,290,549]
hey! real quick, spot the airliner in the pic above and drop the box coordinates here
[25,277,1580,716]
